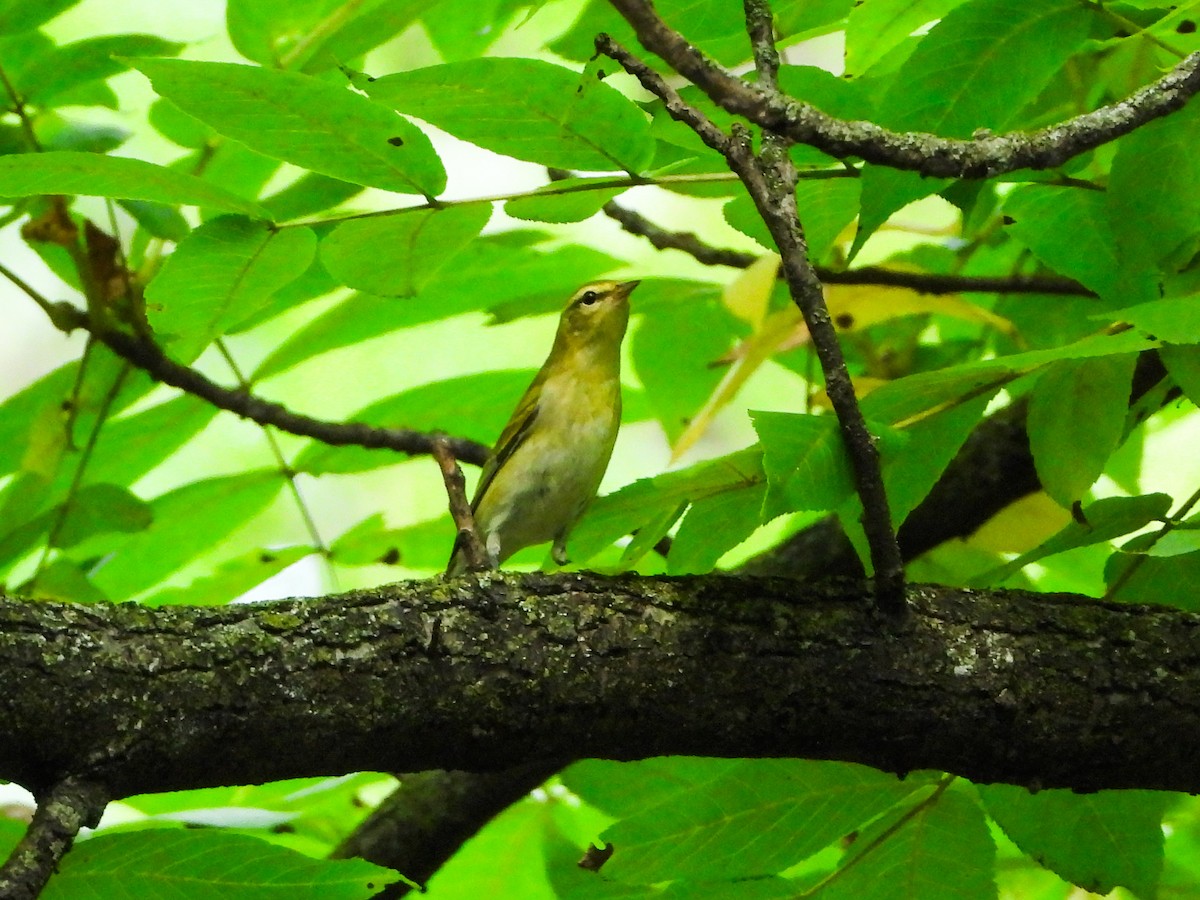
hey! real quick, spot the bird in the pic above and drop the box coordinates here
[446,279,639,577]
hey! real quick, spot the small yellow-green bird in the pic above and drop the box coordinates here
[446,279,638,576]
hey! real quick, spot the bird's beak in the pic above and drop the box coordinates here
[616,280,640,298]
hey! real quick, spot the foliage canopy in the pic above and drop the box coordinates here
[3,0,1200,897]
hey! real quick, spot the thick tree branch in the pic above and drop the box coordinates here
[333,761,564,897]
[606,0,1200,177]
[0,776,108,900]
[3,575,1200,796]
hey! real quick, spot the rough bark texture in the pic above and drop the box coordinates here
[3,574,1200,799]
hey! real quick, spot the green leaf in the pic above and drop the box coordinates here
[631,281,733,441]
[88,471,284,602]
[1106,295,1200,344]
[17,34,182,107]
[320,204,491,296]
[42,830,401,899]
[366,58,655,172]
[751,411,855,519]
[130,58,446,197]
[980,785,1168,899]
[1027,354,1138,507]
[569,447,765,564]
[869,389,997,527]
[845,0,965,75]
[726,178,859,262]
[0,151,268,216]
[294,370,539,474]
[148,97,212,148]
[822,787,996,900]
[1108,99,1200,274]
[141,545,314,606]
[55,483,152,548]
[854,0,1093,254]
[552,0,852,67]
[261,173,365,222]
[505,177,627,224]
[30,558,109,603]
[85,395,219,488]
[145,216,318,363]
[1162,343,1200,407]
[600,759,923,882]
[1002,186,1120,300]
[119,199,190,242]
[1105,547,1200,610]
[0,0,78,34]
[330,514,454,571]
[668,483,767,574]
[252,237,621,379]
[977,493,1173,585]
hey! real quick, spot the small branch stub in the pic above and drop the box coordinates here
[433,437,489,572]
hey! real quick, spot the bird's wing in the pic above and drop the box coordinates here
[471,373,543,512]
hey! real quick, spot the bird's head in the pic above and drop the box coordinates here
[556,280,638,350]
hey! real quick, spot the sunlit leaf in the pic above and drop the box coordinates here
[1027,354,1137,507]
[146,216,318,363]
[980,785,1168,899]
[41,830,401,899]
[131,58,446,196]
[320,204,490,296]
[366,58,654,172]
[599,759,923,882]
[0,152,267,215]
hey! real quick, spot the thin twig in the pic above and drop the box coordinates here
[599,28,906,612]
[27,359,131,594]
[216,339,338,588]
[0,60,42,152]
[433,438,488,572]
[606,0,1200,178]
[596,199,1092,296]
[798,775,956,898]
[0,776,109,900]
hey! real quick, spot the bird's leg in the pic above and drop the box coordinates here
[551,533,570,566]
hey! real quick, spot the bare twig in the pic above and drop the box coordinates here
[0,777,108,900]
[606,0,1200,178]
[433,438,488,572]
[216,339,338,587]
[0,261,490,466]
[596,200,1092,296]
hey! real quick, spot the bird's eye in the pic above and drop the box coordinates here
[580,290,599,306]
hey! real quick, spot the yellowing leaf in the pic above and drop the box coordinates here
[671,305,800,462]
[969,492,1071,554]
[825,284,1018,337]
[722,253,779,330]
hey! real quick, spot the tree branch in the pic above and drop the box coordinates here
[433,437,488,572]
[605,0,1200,177]
[597,31,906,610]
[3,575,1200,796]
[332,762,564,897]
[17,294,490,466]
[0,776,108,900]
[598,200,1092,296]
